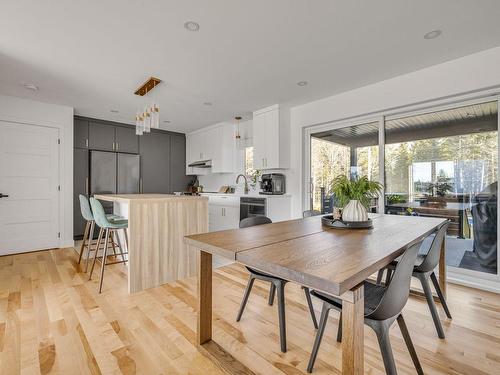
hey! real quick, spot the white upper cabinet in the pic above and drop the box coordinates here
[252,104,289,170]
[186,122,236,174]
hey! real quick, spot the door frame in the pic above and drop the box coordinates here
[302,89,500,292]
[0,118,62,253]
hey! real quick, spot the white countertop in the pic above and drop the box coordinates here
[200,192,291,198]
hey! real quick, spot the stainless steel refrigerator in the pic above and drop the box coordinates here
[90,150,140,198]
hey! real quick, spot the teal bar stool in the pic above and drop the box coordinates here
[77,195,122,272]
[89,197,129,293]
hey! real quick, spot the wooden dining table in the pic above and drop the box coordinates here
[184,213,447,374]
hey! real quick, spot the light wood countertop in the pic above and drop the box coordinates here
[95,194,208,202]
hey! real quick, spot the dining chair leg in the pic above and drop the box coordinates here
[89,228,104,280]
[113,229,126,263]
[276,281,287,353]
[385,268,393,286]
[336,312,342,343]
[236,275,255,322]
[307,302,331,373]
[84,221,95,272]
[110,231,118,256]
[430,271,452,319]
[98,228,110,294]
[418,273,445,338]
[376,269,384,285]
[123,228,129,261]
[268,283,276,306]
[303,286,318,329]
[78,221,90,265]
[373,323,398,375]
[397,314,424,375]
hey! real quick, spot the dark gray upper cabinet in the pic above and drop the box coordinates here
[140,132,171,193]
[73,148,89,238]
[88,122,115,151]
[115,126,139,154]
[170,134,190,192]
[74,119,89,149]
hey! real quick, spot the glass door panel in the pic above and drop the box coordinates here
[310,122,379,213]
[384,101,498,275]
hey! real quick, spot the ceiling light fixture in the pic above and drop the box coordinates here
[110,109,119,113]
[203,101,212,106]
[134,76,162,135]
[22,83,39,91]
[424,29,442,40]
[297,81,308,87]
[163,120,171,123]
[184,21,200,32]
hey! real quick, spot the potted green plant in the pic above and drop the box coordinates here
[332,175,382,221]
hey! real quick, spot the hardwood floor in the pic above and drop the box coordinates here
[0,247,499,375]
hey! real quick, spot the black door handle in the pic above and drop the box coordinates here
[0,193,9,198]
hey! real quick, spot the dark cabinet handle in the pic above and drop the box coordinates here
[0,193,9,198]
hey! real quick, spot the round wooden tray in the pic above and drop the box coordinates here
[321,215,373,229]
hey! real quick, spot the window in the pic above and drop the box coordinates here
[245,146,254,176]
[310,122,379,212]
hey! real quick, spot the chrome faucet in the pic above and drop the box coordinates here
[236,174,249,194]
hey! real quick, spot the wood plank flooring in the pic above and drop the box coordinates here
[0,247,499,374]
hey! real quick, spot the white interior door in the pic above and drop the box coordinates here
[0,121,59,255]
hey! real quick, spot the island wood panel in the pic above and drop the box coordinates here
[236,215,446,296]
[96,194,208,293]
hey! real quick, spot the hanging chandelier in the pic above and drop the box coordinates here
[134,77,161,136]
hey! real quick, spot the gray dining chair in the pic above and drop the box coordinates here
[236,216,317,352]
[377,221,451,338]
[307,242,422,374]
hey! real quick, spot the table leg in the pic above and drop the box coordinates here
[341,284,364,375]
[439,235,447,298]
[198,250,213,346]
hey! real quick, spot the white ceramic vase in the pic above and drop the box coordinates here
[342,200,368,222]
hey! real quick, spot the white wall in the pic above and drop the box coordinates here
[0,95,74,247]
[287,46,500,218]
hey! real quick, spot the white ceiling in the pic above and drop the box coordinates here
[1,0,500,133]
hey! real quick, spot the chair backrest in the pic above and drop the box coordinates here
[303,210,321,218]
[239,216,272,228]
[89,197,111,228]
[367,242,420,321]
[79,195,94,222]
[416,221,449,273]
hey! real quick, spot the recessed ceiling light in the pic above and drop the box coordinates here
[424,30,442,40]
[110,109,119,113]
[184,21,200,32]
[22,83,39,91]
[203,102,212,106]
[297,81,308,87]
[163,120,171,123]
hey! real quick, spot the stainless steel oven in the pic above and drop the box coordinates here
[240,197,267,221]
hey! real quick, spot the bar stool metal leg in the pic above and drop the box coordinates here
[84,221,95,272]
[78,221,90,265]
[98,228,110,293]
[89,228,104,280]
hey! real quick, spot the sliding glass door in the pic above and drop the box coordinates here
[310,121,379,212]
[306,99,499,282]
[384,101,498,275]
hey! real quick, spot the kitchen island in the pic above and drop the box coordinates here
[94,194,208,293]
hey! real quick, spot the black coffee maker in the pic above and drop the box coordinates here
[260,173,285,195]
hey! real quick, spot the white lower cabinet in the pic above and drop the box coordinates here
[205,194,292,232]
[207,195,240,232]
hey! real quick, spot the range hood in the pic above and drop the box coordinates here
[188,160,212,168]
